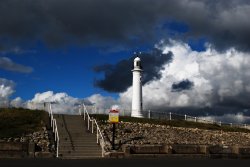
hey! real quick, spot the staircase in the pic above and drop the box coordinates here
[54,114,102,159]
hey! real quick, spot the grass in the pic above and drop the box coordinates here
[91,114,250,133]
[0,108,49,138]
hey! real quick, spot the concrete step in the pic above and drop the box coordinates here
[58,136,96,139]
[60,150,102,153]
[61,141,97,144]
[57,133,95,137]
[60,153,102,157]
[59,141,99,144]
[59,133,94,137]
[63,136,96,139]
[60,139,97,142]
[59,148,102,152]
[60,149,101,154]
[58,126,85,128]
[60,152,102,157]
[60,155,102,159]
[59,149,102,152]
[60,139,96,142]
[59,130,89,132]
[60,141,98,144]
[59,141,98,144]
[59,142,97,145]
[59,145,101,149]
[59,144,100,147]
[60,150,101,153]
[61,140,97,143]
[60,140,96,143]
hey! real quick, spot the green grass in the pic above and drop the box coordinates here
[91,114,250,133]
[0,108,49,138]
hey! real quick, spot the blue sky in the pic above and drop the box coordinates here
[0,44,133,100]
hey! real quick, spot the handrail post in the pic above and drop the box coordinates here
[169,112,172,121]
[92,120,94,133]
[52,119,55,133]
[54,120,57,139]
[49,103,52,115]
[55,127,58,141]
[88,117,90,130]
[50,104,53,127]
[78,105,81,116]
[97,129,99,144]
[56,139,59,158]
[84,108,86,120]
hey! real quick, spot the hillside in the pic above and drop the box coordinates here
[0,108,49,138]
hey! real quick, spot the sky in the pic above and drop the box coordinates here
[1,0,250,123]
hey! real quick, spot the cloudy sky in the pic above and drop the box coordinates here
[1,0,250,122]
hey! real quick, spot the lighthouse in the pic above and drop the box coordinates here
[131,56,143,118]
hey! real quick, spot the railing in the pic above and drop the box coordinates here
[91,107,250,130]
[47,103,60,158]
[147,111,250,130]
[79,104,105,157]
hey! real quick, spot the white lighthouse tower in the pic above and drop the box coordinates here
[131,56,143,118]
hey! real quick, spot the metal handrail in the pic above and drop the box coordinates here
[89,107,250,130]
[80,104,105,157]
[47,103,60,158]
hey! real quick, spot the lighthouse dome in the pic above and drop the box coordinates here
[134,56,142,69]
[134,57,141,62]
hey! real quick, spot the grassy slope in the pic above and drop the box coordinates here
[0,108,49,138]
[91,114,250,133]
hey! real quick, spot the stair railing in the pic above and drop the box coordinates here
[48,103,60,158]
[79,104,105,157]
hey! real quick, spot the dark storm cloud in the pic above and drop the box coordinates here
[0,0,166,47]
[171,79,194,92]
[0,0,250,50]
[94,49,173,92]
[215,95,250,109]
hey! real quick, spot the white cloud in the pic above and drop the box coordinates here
[200,113,250,124]
[10,97,24,108]
[86,94,117,114]
[0,78,15,107]
[25,91,81,114]
[22,92,118,115]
